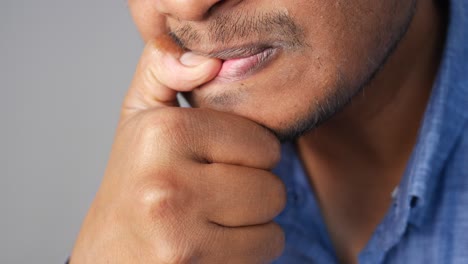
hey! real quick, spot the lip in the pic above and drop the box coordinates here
[214,48,278,82]
[186,42,284,83]
[203,44,274,60]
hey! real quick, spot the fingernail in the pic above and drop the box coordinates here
[180,52,210,67]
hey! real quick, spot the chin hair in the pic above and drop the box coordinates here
[271,0,418,143]
[269,76,354,142]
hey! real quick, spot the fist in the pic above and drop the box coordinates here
[70,35,286,263]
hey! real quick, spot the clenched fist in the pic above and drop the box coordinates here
[70,35,286,263]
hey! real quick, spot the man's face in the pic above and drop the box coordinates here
[129,0,416,140]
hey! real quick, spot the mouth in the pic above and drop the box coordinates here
[217,48,278,82]
[191,44,281,82]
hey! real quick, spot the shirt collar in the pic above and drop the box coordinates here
[396,0,468,227]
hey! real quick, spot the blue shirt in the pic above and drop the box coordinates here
[273,0,468,263]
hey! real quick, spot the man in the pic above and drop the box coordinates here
[70,0,467,263]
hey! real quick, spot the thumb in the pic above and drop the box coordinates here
[121,34,222,122]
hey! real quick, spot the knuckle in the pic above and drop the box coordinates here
[116,109,193,181]
[157,243,193,264]
[137,108,188,142]
[132,177,198,264]
[136,183,176,220]
[135,178,192,222]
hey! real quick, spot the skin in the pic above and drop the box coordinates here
[72,0,446,263]
[71,39,286,263]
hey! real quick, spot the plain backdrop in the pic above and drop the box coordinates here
[1,1,143,263]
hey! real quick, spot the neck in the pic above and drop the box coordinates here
[297,0,447,262]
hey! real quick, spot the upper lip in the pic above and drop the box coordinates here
[189,43,276,61]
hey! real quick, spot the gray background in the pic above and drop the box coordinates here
[1,1,142,263]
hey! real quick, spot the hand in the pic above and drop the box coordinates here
[70,35,286,263]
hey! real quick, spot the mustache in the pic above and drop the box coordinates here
[169,10,305,51]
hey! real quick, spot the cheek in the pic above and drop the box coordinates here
[196,52,338,130]
[294,0,404,79]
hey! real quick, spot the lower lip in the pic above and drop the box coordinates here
[215,48,277,82]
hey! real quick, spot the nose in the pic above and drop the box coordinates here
[157,0,224,21]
